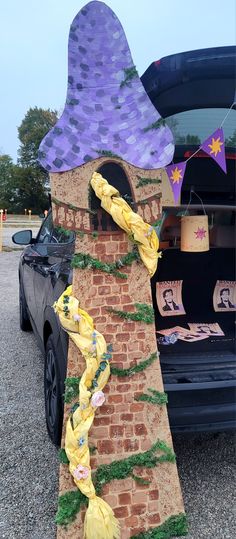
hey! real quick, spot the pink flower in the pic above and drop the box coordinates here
[91,390,106,408]
[73,464,90,481]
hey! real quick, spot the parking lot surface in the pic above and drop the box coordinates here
[0,250,235,538]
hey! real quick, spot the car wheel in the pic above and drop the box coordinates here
[19,280,32,331]
[44,335,63,446]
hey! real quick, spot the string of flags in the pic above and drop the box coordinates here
[165,126,227,204]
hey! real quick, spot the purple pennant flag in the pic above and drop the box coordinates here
[166,161,186,204]
[201,128,227,173]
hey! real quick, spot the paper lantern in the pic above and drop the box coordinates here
[181,215,209,252]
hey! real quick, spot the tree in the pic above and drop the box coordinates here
[0,154,15,210]
[18,107,58,168]
[10,166,49,214]
[13,107,58,213]
[185,134,201,145]
[225,130,236,148]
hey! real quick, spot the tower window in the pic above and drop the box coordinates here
[90,162,133,231]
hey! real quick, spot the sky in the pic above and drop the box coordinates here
[0,0,235,162]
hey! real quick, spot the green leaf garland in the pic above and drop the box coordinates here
[71,250,140,279]
[51,196,95,215]
[111,352,158,377]
[143,118,167,133]
[58,448,70,465]
[135,388,168,405]
[64,377,81,404]
[131,513,188,538]
[136,176,162,188]
[56,439,176,525]
[131,473,150,485]
[94,149,121,159]
[120,66,139,88]
[108,303,155,324]
[94,440,175,495]
[56,490,88,526]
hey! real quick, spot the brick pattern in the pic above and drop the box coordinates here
[50,158,166,212]
[57,230,185,539]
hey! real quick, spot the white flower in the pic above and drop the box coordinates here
[73,314,81,322]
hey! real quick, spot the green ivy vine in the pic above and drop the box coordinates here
[71,250,140,279]
[131,513,188,539]
[136,176,162,188]
[56,490,87,526]
[135,388,168,405]
[56,439,176,526]
[51,196,95,215]
[58,448,70,465]
[120,66,139,88]
[110,352,158,377]
[108,303,155,324]
[64,377,81,403]
[143,118,167,133]
[94,149,121,159]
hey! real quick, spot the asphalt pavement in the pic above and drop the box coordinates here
[0,251,58,539]
[0,249,235,539]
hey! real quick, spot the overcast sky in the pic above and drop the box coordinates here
[1,0,235,161]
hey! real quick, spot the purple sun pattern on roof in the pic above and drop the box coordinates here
[38,1,174,173]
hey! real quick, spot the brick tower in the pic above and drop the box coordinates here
[38,2,186,538]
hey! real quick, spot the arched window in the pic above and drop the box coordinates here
[90,162,133,231]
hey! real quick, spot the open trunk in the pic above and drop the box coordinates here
[151,155,235,432]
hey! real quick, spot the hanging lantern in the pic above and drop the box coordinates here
[181,214,209,252]
[180,189,209,252]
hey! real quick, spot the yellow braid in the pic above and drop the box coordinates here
[91,172,161,277]
[54,286,120,539]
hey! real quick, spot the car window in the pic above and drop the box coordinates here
[37,212,75,244]
[51,225,75,244]
[164,108,236,146]
[37,212,54,244]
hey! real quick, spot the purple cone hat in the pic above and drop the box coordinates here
[38,1,174,173]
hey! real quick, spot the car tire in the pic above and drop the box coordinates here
[19,280,32,331]
[44,335,63,446]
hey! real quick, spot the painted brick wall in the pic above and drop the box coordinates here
[57,231,184,539]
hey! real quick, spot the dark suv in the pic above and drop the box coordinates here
[13,46,236,444]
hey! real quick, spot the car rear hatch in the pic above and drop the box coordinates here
[141,45,236,116]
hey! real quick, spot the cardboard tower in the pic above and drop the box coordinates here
[39,2,186,538]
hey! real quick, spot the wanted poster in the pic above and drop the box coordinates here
[213,281,236,312]
[173,326,209,342]
[177,332,209,342]
[156,281,185,317]
[188,323,224,336]
[157,326,209,342]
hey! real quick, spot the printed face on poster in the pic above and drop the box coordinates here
[188,323,224,336]
[156,281,185,317]
[213,281,236,312]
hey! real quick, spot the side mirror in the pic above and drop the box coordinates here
[12,230,33,245]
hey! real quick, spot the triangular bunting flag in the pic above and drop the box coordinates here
[166,161,186,204]
[201,128,227,173]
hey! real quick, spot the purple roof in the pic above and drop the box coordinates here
[38,1,174,172]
